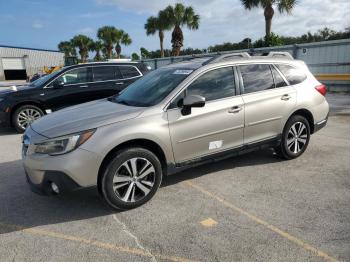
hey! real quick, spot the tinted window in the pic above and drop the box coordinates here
[240,64,274,94]
[187,67,235,101]
[57,68,90,85]
[93,66,122,81]
[276,64,307,85]
[119,66,141,79]
[114,68,190,107]
[271,66,287,88]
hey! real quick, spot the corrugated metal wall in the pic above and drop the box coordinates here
[0,46,64,80]
[141,39,350,91]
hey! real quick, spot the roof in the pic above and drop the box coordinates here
[0,45,62,53]
[63,61,144,70]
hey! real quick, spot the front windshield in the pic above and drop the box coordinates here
[114,67,193,107]
[29,69,63,87]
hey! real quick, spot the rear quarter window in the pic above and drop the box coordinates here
[119,66,141,79]
[276,64,307,85]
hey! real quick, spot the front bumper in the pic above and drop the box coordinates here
[25,171,80,195]
[23,147,102,195]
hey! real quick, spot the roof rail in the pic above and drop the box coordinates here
[264,51,294,60]
[203,52,251,65]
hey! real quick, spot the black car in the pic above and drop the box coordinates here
[0,62,150,132]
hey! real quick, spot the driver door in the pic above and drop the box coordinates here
[44,67,93,111]
[167,66,244,164]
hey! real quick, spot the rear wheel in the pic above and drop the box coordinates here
[275,115,310,160]
[12,105,44,133]
[100,148,162,210]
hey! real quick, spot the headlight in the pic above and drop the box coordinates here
[34,129,95,155]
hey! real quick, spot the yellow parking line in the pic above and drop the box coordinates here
[184,181,339,262]
[0,223,199,262]
[200,218,218,227]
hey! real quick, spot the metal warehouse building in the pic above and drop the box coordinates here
[0,45,64,81]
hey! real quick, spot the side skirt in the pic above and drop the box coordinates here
[166,135,281,176]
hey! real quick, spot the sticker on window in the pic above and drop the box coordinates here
[173,70,193,75]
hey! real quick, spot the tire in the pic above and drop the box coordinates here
[100,147,163,210]
[275,115,311,160]
[12,105,44,133]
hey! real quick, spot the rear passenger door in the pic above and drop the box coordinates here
[239,64,297,144]
[90,65,124,99]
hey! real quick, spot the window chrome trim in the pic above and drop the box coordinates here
[44,64,142,89]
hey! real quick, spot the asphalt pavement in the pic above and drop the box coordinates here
[0,93,349,262]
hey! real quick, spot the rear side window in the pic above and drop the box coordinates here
[119,66,141,79]
[240,64,274,94]
[93,66,122,81]
[276,64,307,85]
[186,67,236,101]
[271,66,288,88]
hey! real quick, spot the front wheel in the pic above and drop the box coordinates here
[12,105,44,133]
[275,115,311,160]
[100,148,163,210]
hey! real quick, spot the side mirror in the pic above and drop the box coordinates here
[52,80,64,89]
[181,95,205,116]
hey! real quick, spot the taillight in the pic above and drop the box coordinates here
[315,84,327,96]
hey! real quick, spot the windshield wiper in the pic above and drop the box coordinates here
[115,99,131,106]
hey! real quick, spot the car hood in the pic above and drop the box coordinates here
[0,84,34,96]
[31,99,144,138]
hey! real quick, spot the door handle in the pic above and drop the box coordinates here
[80,85,89,88]
[116,82,124,85]
[281,94,291,101]
[228,106,243,113]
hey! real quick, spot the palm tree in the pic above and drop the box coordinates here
[89,40,103,61]
[145,10,171,58]
[71,34,93,63]
[115,29,132,59]
[163,3,200,56]
[58,41,76,57]
[97,26,118,59]
[240,0,296,42]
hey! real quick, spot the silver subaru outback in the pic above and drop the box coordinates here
[22,52,329,210]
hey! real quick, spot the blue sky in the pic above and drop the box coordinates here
[0,0,349,57]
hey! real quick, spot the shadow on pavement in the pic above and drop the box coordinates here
[0,127,17,136]
[162,148,281,187]
[0,149,282,235]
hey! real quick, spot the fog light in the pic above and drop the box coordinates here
[51,182,59,194]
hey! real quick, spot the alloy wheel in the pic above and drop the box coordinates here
[17,108,42,129]
[112,157,156,203]
[287,122,308,154]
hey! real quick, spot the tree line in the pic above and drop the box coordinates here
[59,1,349,61]
[58,26,132,62]
[139,27,350,59]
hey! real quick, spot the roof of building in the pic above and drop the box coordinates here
[0,45,62,53]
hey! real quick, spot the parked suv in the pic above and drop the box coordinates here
[0,62,149,132]
[22,52,329,210]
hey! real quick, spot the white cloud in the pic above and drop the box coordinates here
[32,21,44,29]
[78,12,113,18]
[96,0,350,52]
[77,27,95,35]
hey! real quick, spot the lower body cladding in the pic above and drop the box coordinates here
[23,148,102,195]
